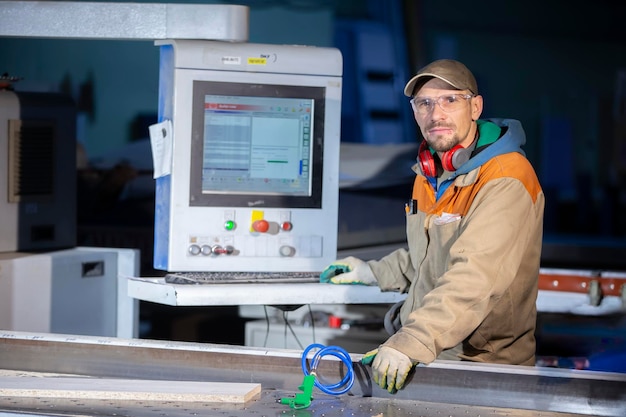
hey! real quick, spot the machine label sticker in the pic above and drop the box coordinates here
[248,57,267,65]
[222,56,241,65]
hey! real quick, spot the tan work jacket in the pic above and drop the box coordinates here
[369,151,544,366]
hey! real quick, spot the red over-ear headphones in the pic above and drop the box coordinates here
[418,140,473,177]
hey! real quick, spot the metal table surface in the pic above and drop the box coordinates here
[1,331,625,417]
[0,389,588,417]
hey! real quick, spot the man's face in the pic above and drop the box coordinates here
[412,78,483,152]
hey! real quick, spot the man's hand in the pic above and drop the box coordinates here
[367,346,416,393]
[319,256,378,285]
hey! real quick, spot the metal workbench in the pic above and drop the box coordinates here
[1,331,625,417]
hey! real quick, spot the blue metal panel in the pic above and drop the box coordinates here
[153,44,174,271]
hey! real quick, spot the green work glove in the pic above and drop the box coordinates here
[370,346,416,393]
[361,348,378,366]
[319,256,378,285]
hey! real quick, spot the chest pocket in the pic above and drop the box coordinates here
[423,214,463,279]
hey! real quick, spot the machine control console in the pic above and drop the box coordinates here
[184,209,322,261]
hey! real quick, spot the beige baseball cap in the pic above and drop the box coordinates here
[404,59,478,97]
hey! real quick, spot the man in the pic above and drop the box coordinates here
[320,59,544,393]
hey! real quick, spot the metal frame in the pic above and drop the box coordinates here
[0,1,249,41]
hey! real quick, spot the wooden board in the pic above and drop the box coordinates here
[0,372,261,404]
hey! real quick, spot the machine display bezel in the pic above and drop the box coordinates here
[189,80,326,208]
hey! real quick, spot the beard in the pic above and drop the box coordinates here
[423,123,460,152]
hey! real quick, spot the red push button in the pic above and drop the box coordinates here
[281,221,293,231]
[252,219,269,233]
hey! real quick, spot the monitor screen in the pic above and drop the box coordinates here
[189,81,325,208]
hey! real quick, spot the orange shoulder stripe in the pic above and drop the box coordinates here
[412,153,542,216]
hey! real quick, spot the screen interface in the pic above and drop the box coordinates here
[189,81,325,208]
[201,95,313,196]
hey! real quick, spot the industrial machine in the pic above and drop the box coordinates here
[0,247,139,338]
[151,39,342,274]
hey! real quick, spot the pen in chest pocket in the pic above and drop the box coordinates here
[405,199,418,215]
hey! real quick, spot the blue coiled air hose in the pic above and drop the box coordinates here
[301,343,355,395]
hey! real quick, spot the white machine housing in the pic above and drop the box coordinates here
[0,247,139,338]
[153,40,343,273]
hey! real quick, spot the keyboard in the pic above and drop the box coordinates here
[164,271,321,285]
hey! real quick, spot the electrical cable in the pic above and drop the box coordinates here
[383,300,404,335]
[283,310,304,349]
[306,305,316,343]
[260,305,316,350]
[262,305,270,347]
[301,343,355,395]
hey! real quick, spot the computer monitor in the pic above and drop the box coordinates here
[152,40,342,273]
